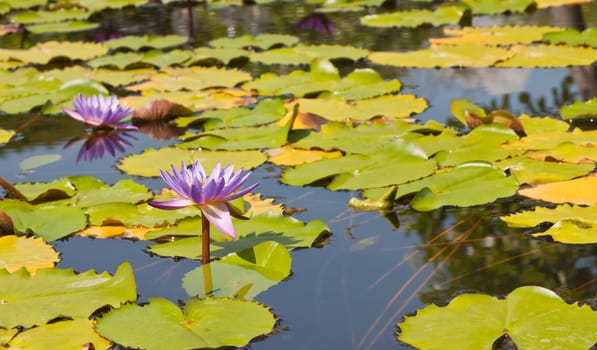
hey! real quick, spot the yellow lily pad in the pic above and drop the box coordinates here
[518,174,597,205]
[265,145,342,166]
[0,235,59,275]
[496,44,597,67]
[430,25,564,46]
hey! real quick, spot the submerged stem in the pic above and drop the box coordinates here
[201,214,210,265]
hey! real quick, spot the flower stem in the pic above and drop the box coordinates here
[201,214,210,264]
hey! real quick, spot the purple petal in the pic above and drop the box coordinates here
[148,198,194,210]
[201,202,235,238]
[223,182,258,201]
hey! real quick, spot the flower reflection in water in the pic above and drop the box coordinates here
[65,129,137,163]
[296,12,335,33]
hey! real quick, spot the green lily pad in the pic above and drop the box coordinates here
[460,0,535,14]
[496,156,594,185]
[250,44,368,65]
[25,21,99,34]
[70,178,153,207]
[190,47,249,66]
[369,45,512,68]
[295,94,428,121]
[104,34,188,50]
[559,97,597,120]
[176,98,286,130]
[290,119,443,154]
[0,41,108,64]
[0,200,87,241]
[363,162,518,211]
[360,4,469,28]
[209,33,298,50]
[14,177,76,203]
[282,140,437,190]
[10,9,92,24]
[7,319,110,349]
[544,27,597,47]
[3,0,45,10]
[398,286,597,350]
[502,203,597,243]
[128,67,251,92]
[179,107,294,151]
[117,147,267,177]
[87,202,200,228]
[96,297,275,350]
[183,241,292,299]
[244,59,401,99]
[19,154,62,172]
[496,44,597,67]
[0,262,136,329]
[148,214,329,260]
[78,0,150,12]
[430,25,563,46]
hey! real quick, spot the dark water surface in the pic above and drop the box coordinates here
[1,2,596,350]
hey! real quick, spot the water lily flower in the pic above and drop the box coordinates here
[149,161,258,239]
[61,93,137,130]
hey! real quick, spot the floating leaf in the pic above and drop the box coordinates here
[183,241,292,299]
[176,98,286,130]
[117,147,266,177]
[460,0,534,14]
[149,214,329,259]
[70,178,153,207]
[497,156,594,185]
[360,4,469,28]
[369,45,512,68]
[127,67,251,92]
[0,41,108,64]
[430,25,563,46]
[191,47,249,66]
[526,142,597,163]
[362,162,518,211]
[96,297,275,350]
[179,106,295,151]
[7,319,110,350]
[559,97,597,120]
[293,94,428,121]
[209,33,298,49]
[290,119,443,154]
[518,174,597,205]
[250,44,368,65]
[76,225,157,239]
[535,0,593,8]
[78,0,150,12]
[10,9,92,24]
[0,235,59,275]
[0,200,87,241]
[244,60,401,99]
[0,262,136,329]
[18,154,61,171]
[503,128,597,151]
[87,202,200,228]
[104,34,188,50]
[123,89,255,112]
[0,129,15,144]
[544,27,597,47]
[398,286,597,350]
[265,145,342,166]
[496,45,597,67]
[25,21,99,34]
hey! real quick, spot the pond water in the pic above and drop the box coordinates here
[0,1,596,350]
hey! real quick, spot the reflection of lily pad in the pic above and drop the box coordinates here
[398,286,597,350]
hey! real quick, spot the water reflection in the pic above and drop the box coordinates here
[65,129,136,163]
[296,12,336,33]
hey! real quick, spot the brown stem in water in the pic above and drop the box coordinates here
[201,213,210,265]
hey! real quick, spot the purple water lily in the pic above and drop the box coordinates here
[149,161,258,239]
[62,94,137,130]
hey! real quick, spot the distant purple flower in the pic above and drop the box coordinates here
[62,94,137,130]
[149,162,258,239]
